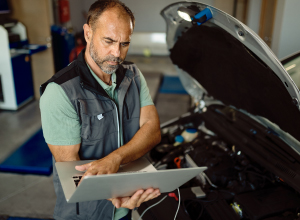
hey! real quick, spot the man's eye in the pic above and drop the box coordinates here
[121,43,129,47]
[105,41,113,44]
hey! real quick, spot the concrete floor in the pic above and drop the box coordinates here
[0,55,191,219]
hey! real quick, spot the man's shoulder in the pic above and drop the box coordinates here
[121,61,140,77]
[52,61,80,85]
[40,61,79,96]
[121,60,137,69]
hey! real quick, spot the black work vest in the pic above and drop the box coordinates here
[40,49,141,220]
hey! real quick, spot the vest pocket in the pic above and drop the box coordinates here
[79,99,116,140]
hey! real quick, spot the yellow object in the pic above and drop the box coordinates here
[231,202,243,218]
[143,48,151,57]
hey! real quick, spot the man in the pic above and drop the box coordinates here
[39,0,161,219]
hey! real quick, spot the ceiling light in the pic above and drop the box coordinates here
[178,10,192,22]
[177,6,212,26]
[177,7,196,22]
[286,64,296,71]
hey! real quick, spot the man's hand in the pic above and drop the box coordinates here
[75,154,122,183]
[108,188,161,209]
[75,157,161,209]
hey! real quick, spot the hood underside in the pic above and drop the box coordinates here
[170,23,300,142]
[161,2,300,143]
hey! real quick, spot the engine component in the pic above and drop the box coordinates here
[183,191,240,220]
[234,186,300,220]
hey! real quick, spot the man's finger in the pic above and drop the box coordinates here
[110,197,127,208]
[97,170,108,175]
[122,190,143,209]
[137,188,161,207]
[143,189,161,203]
[75,162,92,171]
[136,188,154,207]
[112,198,122,209]
[77,169,98,185]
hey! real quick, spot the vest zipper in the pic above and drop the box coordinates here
[112,206,115,220]
[81,83,121,148]
[77,100,82,124]
[124,102,129,119]
[76,202,79,215]
[77,87,119,217]
[112,101,120,148]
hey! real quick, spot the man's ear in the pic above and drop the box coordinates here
[83,24,92,44]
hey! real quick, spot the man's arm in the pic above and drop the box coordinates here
[42,82,162,208]
[75,105,161,175]
[48,143,80,162]
[75,105,161,209]
[117,104,161,163]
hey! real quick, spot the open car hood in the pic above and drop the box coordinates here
[161,2,300,193]
[161,2,300,144]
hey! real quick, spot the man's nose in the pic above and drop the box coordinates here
[111,44,121,58]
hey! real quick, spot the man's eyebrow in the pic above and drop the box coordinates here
[104,37,116,42]
[103,37,130,44]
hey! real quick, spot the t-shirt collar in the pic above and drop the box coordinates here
[86,62,117,91]
[76,48,125,94]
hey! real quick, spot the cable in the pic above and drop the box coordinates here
[138,195,167,220]
[202,172,218,188]
[243,170,274,182]
[137,188,181,220]
[174,188,181,220]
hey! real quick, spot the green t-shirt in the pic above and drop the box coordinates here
[40,65,153,145]
[40,65,153,220]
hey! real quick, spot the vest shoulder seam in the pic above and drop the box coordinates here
[52,62,79,85]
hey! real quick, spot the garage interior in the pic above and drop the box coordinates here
[1,0,300,219]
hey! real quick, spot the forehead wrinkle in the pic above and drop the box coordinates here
[103,37,131,44]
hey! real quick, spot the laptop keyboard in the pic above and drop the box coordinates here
[72,175,82,187]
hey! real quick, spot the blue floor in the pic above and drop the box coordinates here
[0,129,52,175]
[159,76,188,94]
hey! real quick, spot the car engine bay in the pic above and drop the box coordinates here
[143,104,300,220]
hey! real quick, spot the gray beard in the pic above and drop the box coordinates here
[89,40,123,75]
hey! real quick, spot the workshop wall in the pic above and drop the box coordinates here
[272,0,300,60]
[81,0,214,32]
[246,0,262,34]
[67,0,300,58]
[68,0,85,33]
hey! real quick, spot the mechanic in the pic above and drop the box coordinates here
[39,0,161,219]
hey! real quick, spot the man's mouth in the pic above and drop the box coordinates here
[106,61,119,65]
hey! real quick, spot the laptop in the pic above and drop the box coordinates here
[55,157,207,203]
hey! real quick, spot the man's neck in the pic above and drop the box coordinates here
[84,50,112,84]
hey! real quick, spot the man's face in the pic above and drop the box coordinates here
[88,8,133,75]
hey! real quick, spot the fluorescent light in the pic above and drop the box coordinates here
[177,10,192,22]
[150,33,166,44]
[286,64,296,71]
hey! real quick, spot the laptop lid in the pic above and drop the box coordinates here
[56,157,206,203]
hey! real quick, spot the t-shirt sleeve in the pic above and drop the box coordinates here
[139,70,154,107]
[39,82,81,145]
